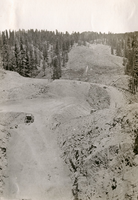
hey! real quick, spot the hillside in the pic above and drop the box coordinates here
[0,44,138,200]
[62,44,124,84]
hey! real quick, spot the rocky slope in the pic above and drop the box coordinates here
[57,103,138,200]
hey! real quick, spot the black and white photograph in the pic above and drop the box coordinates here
[0,0,138,199]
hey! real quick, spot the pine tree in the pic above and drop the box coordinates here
[42,59,46,76]
[14,40,21,74]
[9,30,15,46]
[20,37,27,76]
[116,42,122,56]
[62,51,66,67]
[1,33,9,70]
[25,47,31,76]
[29,44,36,76]
[55,40,60,55]
[111,46,114,55]
[43,44,48,62]
[34,47,39,67]
[0,28,77,78]
[52,56,61,79]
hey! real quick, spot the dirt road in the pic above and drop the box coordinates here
[0,77,126,200]
[0,98,73,200]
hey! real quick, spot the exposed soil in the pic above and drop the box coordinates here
[0,44,138,200]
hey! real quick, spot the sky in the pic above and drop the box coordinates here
[0,0,138,33]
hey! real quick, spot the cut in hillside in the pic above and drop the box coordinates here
[0,43,138,200]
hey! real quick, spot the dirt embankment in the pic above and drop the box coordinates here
[57,103,138,200]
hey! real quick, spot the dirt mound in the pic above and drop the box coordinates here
[87,84,110,110]
[0,112,32,127]
[0,70,50,103]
